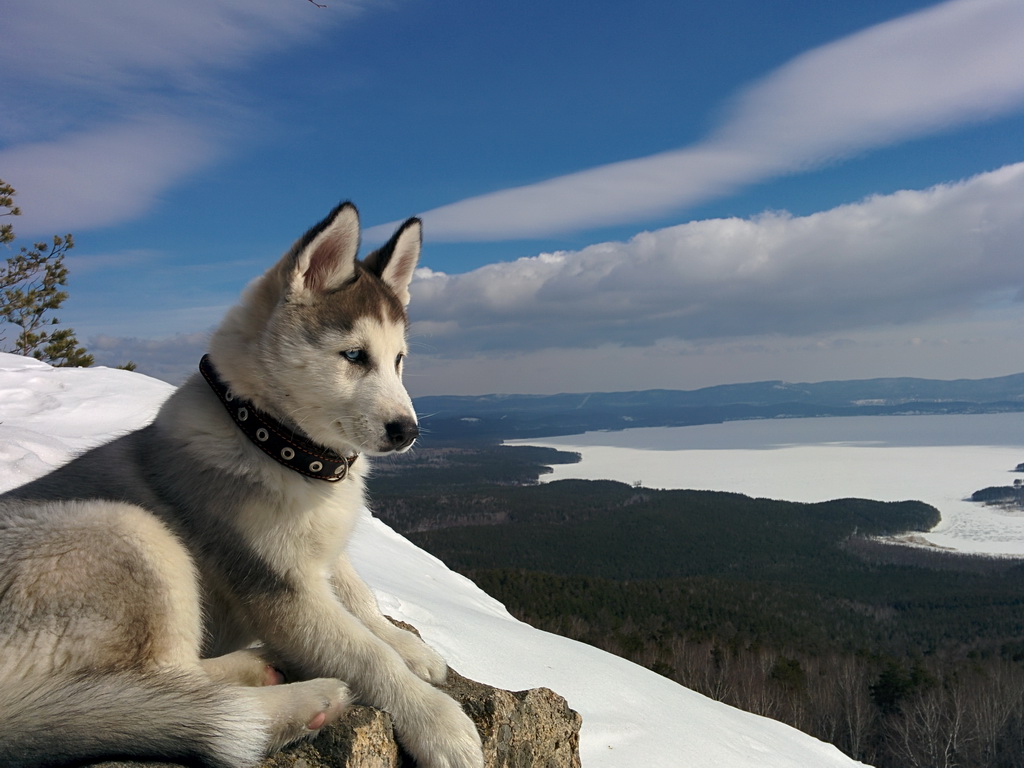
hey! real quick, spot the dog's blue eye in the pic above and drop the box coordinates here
[342,349,367,364]
[395,353,405,370]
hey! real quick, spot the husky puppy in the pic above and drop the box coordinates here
[0,204,484,768]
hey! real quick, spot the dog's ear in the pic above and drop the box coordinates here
[289,202,361,299]
[363,218,421,307]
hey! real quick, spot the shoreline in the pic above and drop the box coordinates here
[508,413,1024,558]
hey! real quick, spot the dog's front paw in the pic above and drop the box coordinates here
[386,627,449,684]
[260,678,352,752]
[398,688,484,768]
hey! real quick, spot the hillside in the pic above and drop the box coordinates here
[415,372,1024,441]
[0,353,868,768]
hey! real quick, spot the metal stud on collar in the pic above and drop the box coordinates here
[199,355,357,482]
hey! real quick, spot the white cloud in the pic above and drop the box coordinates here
[2,1,324,96]
[408,163,1024,353]
[391,0,1024,241]
[1,0,361,234]
[716,0,1024,156]
[0,118,217,234]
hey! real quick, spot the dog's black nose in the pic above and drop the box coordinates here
[384,418,419,450]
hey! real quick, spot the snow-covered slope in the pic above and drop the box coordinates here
[0,353,867,768]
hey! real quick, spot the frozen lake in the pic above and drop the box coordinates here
[509,413,1024,557]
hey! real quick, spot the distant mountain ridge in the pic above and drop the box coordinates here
[415,372,1024,442]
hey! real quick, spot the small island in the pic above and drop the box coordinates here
[970,464,1024,508]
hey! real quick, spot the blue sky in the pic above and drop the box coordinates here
[3,0,1024,395]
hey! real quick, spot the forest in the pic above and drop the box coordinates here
[369,444,1024,768]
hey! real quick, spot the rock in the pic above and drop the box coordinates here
[89,667,580,768]
[262,705,400,768]
[440,669,582,768]
[256,669,582,768]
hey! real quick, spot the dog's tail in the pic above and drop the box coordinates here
[0,669,271,768]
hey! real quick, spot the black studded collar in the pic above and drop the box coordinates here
[199,355,357,482]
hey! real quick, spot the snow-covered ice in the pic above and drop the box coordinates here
[510,413,1024,556]
[0,353,868,767]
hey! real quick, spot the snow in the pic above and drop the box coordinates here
[510,414,1024,557]
[0,353,866,768]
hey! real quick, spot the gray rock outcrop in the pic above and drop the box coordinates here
[91,667,581,768]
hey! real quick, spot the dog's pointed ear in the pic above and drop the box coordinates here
[363,218,421,307]
[289,202,361,299]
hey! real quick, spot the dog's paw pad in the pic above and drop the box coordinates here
[263,665,286,686]
[306,684,350,731]
[306,711,328,731]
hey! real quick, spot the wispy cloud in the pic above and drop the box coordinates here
[2,1,329,102]
[394,0,1024,241]
[1,118,217,234]
[409,163,1024,352]
[1,0,361,235]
